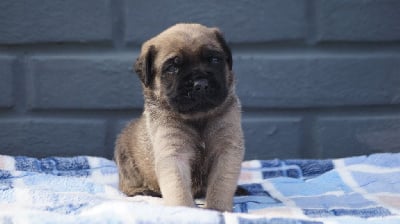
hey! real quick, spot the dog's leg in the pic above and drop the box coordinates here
[205,143,244,211]
[204,108,245,211]
[153,126,197,207]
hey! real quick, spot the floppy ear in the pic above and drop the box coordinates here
[213,28,232,71]
[134,45,156,88]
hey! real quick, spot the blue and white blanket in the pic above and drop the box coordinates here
[1,153,399,223]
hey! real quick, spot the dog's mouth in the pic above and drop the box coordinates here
[169,76,227,114]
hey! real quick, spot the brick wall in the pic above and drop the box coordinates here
[1,0,399,160]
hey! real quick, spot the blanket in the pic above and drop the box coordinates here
[0,153,399,223]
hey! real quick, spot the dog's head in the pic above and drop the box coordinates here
[134,23,234,116]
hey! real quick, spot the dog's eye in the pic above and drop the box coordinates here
[166,64,178,74]
[164,56,181,74]
[208,56,221,64]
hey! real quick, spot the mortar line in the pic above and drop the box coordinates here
[2,42,400,56]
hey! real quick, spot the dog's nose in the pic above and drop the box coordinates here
[193,79,209,92]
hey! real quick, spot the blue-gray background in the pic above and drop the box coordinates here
[1,0,399,160]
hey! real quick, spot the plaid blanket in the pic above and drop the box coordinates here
[0,153,399,223]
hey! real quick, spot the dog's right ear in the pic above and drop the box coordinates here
[134,45,156,88]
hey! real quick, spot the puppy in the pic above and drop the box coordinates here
[114,23,245,211]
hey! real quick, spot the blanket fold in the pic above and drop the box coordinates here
[1,153,399,223]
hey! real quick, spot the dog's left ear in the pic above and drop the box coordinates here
[213,28,232,71]
[134,45,156,88]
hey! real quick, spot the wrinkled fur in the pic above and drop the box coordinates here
[114,24,244,211]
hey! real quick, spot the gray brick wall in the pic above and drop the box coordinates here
[1,0,399,160]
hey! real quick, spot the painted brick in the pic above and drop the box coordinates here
[0,0,112,44]
[316,116,400,158]
[0,119,106,157]
[316,0,400,41]
[235,55,400,108]
[124,0,306,44]
[242,117,302,160]
[0,56,14,108]
[28,55,143,109]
